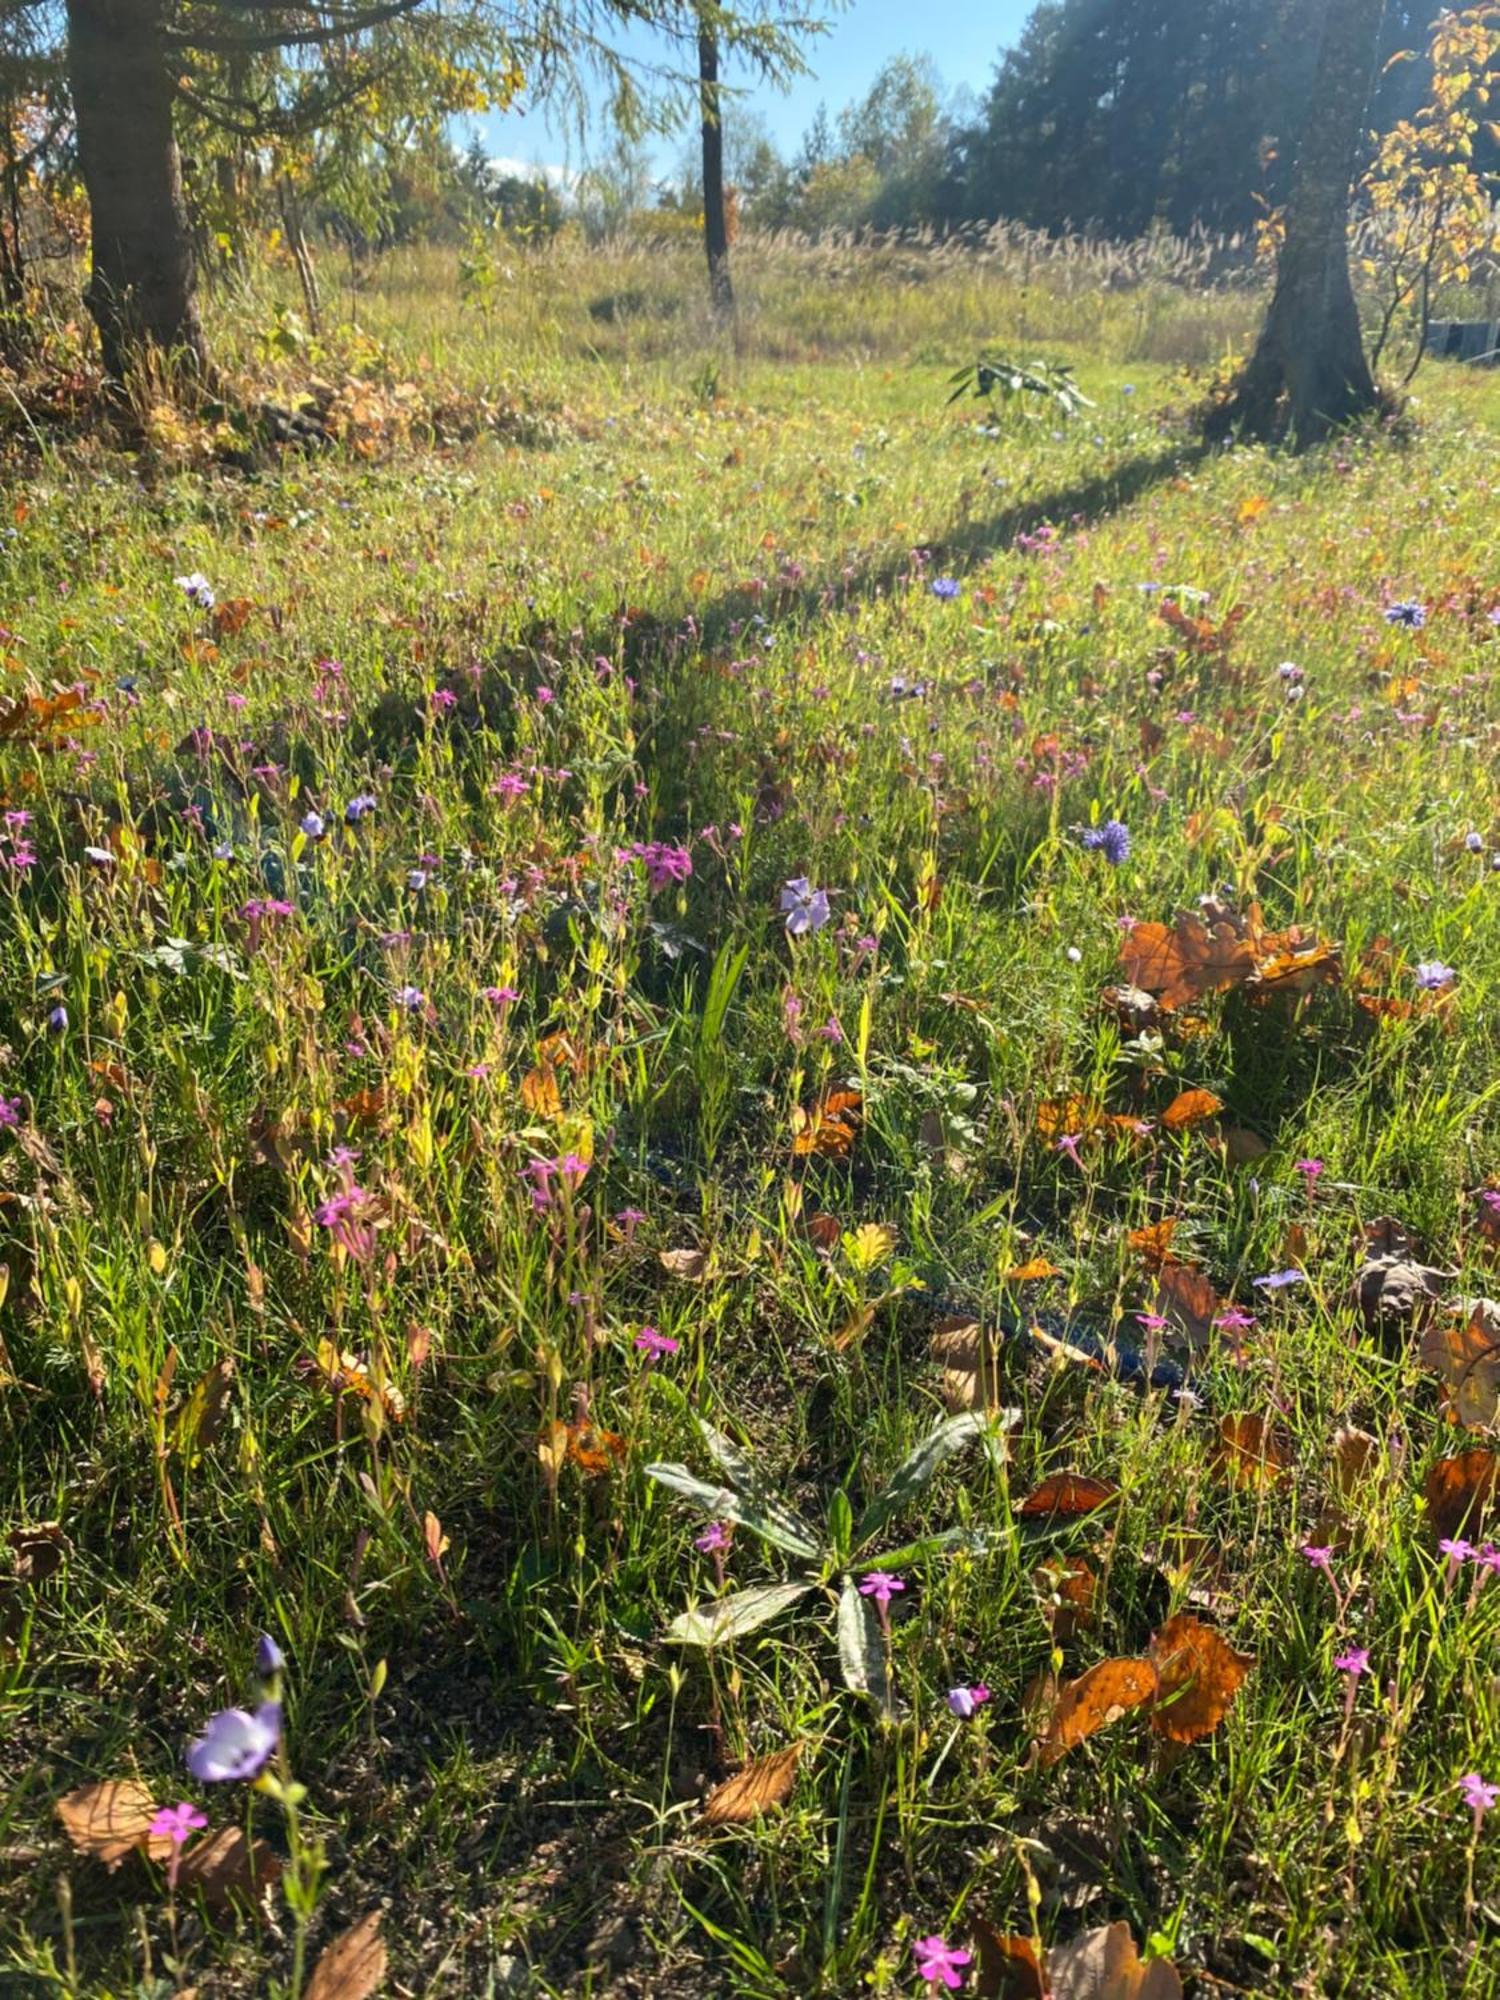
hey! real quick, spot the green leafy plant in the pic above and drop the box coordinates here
[646,1399,1018,1717]
[946,352,1095,421]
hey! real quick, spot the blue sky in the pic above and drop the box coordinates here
[474,0,1033,176]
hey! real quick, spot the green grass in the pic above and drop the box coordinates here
[4,234,1500,1998]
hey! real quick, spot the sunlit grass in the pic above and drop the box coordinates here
[3,238,1500,1997]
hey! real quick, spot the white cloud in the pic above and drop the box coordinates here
[486,156,578,190]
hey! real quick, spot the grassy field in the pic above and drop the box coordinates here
[5,232,1500,1999]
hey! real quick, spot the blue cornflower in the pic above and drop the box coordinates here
[299,811,325,840]
[345,793,377,826]
[930,577,961,600]
[1384,600,1427,629]
[1080,819,1131,866]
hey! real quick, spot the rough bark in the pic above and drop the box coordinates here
[698,22,734,323]
[1207,0,1384,444]
[66,0,207,379]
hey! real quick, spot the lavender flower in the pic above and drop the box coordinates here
[930,577,961,600]
[345,793,377,825]
[780,877,831,936]
[946,1683,991,1719]
[1414,960,1457,991]
[174,572,215,611]
[185,1702,282,1782]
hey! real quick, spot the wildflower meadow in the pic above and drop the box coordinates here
[5,231,1500,1998]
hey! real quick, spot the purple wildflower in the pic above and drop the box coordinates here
[913,1935,972,1990]
[1253,1268,1307,1290]
[930,577,961,600]
[1384,600,1427,629]
[946,1683,991,1720]
[1414,960,1456,991]
[1334,1647,1371,1677]
[1461,1773,1500,1813]
[1080,819,1131,865]
[780,877,831,936]
[858,1571,905,1609]
[695,1521,732,1554]
[149,1801,207,1846]
[174,572,215,611]
[634,1326,680,1359]
[185,1702,281,1782]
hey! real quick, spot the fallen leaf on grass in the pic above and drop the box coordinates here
[178,1825,282,1909]
[930,1314,1009,1413]
[519,1064,563,1118]
[971,1921,1045,1997]
[1034,1657,1157,1766]
[55,1781,174,1869]
[1126,1220,1179,1272]
[1148,1614,1252,1743]
[1424,1450,1500,1542]
[1217,1125,1269,1164]
[659,1247,708,1281]
[1034,1557,1100,1640]
[1119,914,1256,1010]
[1048,1921,1183,1999]
[1152,1261,1221,1349]
[9,1522,69,1582]
[701,1742,803,1825]
[1003,1257,1062,1282]
[1212,1412,1292,1489]
[1160,1088,1223,1132]
[1330,1426,1381,1495]
[1356,1240,1451,1337]
[1018,1475,1119,1519]
[791,1089,862,1158]
[1420,1302,1500,1429]
[304,1910,388,2000]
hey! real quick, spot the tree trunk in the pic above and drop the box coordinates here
[65,0,207,379]
[698,21,734,323]
[1207,0,1383,444]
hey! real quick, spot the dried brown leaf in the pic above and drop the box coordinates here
[55,1781,173,1870]
[178,1826,283,1909]
[304,1911,388,2000]
[1424,1450,1500,1543]
[1212,1412,1292,1490]
[1034,1657,1157,1766]
[1420,1302,1500,1429]
[701,1742,803,1826]
[1049,1920,1183,1999]
[1148,1613,1251,1743]
[1017,1474,1119,1519]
